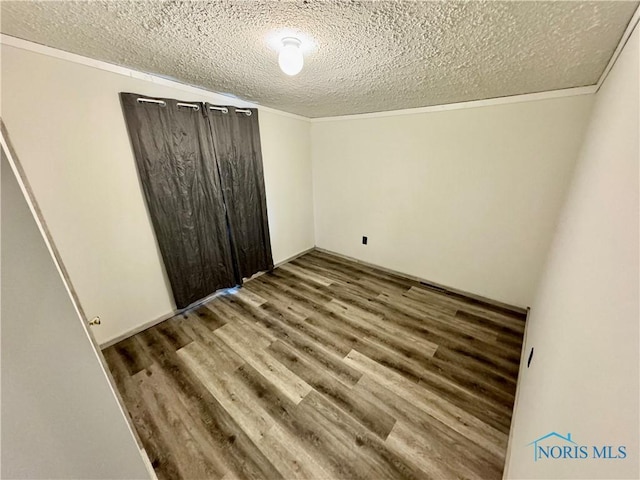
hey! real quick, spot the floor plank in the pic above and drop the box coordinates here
[103,250,525,479]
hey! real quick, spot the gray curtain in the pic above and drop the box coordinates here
[120,93,238,309]
[206,106,274,280]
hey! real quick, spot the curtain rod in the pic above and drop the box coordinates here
[137,97,166,106]
[209,105,253,116]
[136,97,252,116]
[177,102,200,111]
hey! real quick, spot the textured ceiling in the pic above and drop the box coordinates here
[1,1,638,118]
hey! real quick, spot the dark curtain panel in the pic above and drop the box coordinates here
[120,93,238,309]
[206,106,273,279]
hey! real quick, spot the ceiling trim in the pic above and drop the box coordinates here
[2,33,600,122]
[0,33,311,122]
[310,85,597,123]
[595,3,640,91]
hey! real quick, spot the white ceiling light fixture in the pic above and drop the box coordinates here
[278,37,304,76]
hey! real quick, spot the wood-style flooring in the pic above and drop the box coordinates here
[103,250,526,480]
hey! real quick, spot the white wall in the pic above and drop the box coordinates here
[311,95,594,308]
[1,152,150,479]
[505,25,639,480]
[260,109,315,263]
[0,42,314,345]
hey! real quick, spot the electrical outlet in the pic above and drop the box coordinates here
[362,236,368,245]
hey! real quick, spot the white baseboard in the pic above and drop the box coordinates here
[502,306,533,479]
[275,246,316,267]
[140,448,158,480]
[99,246,316,349]
[314,247,528,316]
[100,308,177,349]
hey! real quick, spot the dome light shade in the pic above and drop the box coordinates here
[278,37,303,76]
